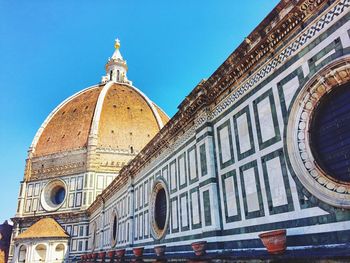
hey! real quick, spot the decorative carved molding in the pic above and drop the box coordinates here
[286,56,350,208]
[88,0,348,213]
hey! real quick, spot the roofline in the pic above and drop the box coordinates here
[87,0,333,213]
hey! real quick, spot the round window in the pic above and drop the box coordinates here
[155,188,167,230]
[150,178,169,240]
[40,179,67,212]
[285,58,350,209]
[110,211,118,247]
[310,83,350,183]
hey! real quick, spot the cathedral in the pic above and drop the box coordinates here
[8,0,350,262]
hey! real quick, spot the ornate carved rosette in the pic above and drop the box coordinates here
[286,57,350,208]
[149,177,170,240]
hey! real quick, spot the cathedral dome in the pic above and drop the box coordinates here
[26,40,169,181]
[31,82,168,157]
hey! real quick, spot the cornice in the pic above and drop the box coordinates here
[87,0,339,213]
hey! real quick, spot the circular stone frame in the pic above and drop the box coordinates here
[285,57,350,209]
[40,179,67,212]
[149,177,170,240]
[110,209,119,247]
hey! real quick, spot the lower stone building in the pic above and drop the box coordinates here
[9,0,350,262]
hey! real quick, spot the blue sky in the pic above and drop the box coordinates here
[0,0,279,222]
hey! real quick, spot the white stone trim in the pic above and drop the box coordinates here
[30,84,101,155]
[89,81,165,140]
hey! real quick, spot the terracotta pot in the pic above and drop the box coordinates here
[87,253,92,259]
[115,248,126,258]
[99,251,106,259]
[154,245,166,257]
[92,252,98,259]
[191,241,207,256]
[107,250,115,259]
[259,229,287,254]
[133,246,144,257]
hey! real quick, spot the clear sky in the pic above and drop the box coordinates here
[0,0,279,222]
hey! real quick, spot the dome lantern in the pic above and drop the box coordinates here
[102,38,131,85]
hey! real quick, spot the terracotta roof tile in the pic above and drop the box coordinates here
[15,218,69,239]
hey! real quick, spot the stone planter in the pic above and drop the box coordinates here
[115,248,126,258]
[259,229,287,254]
[99,251,106,258]
[191,241,207,256]
[133,246,144,257]
[154,245,166,257]
[107,250,115,259]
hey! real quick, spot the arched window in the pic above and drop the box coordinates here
[34,244,47,262]
[18,245,27,263]
[110,70,113,80]
[117,70,120,81]
[54,244,65,261]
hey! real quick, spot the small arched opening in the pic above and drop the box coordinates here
[34,244,47,262]
[54,244,65,262]
[18,245,27,263]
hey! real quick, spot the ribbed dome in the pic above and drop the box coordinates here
[25,81,169,181]
[25,39,169,181]
[32,82,168,158]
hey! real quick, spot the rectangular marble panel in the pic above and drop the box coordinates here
[139,213,143,238]
[236,113,251,153]
[77,176,83,190]
[224,176,238,217]
[219,125,232,163]
[76,192,82,207]
[191,191,200,225]
[25,199,31,212]
[199,143,208,176]
[34,183,40,196]
[281,76,299,109]
[27,184,33,197]
[144,181,149,205]
[256,96,275,142]
[171,199,178,230]
[162,166,168,182]
[135,187,139,210]
[68,193,74,207]
[71,239,77,251]
[178,154,186,186]
[32,199,38,211]
[181,195,188,227]
[70,178,76,191]
[134,215,138,239]
[188,148,197,181]
[242,168,260,212]
[144,211,149,237]
[266,157,288,207]
[73,225,78,236]
[139,185,143,208]
[170,161,177,191]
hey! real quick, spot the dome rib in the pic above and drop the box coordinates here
[30,84,102,157]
